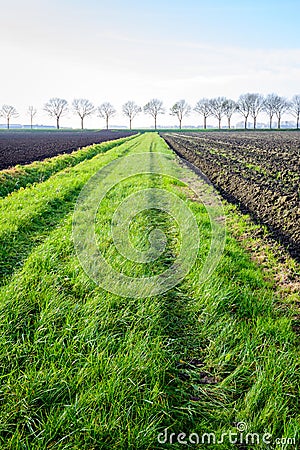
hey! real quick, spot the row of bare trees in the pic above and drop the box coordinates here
[192,94,300,129]
[0,105,37,130]
[44,99,116,130]
[1,94,300,130]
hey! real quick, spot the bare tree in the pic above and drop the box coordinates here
[194,98,211,129]
[262,93,278,129]
[122,101,141,130]
[97,102,116,130]
[27,106,37,129]
[72,99,95,129]
[290,95,300,129]
[273,96,290,129]
[44,98,68,129]
[170,99,191,129]
[236,93,253,129]
[209,97,227,129]
[0,105,18,129]
[143,99,165,130]
[223,99,237,129]
[248,93,264,129]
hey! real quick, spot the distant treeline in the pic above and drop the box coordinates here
[0,94,299,130]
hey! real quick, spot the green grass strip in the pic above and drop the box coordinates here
[0,133,298,449]
[0,134,138,198]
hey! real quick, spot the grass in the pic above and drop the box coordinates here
[0,134,138,198]
[0,133,298,449]
[0,134,143,284]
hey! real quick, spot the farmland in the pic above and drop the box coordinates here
[0,130,137,169]
[0,134,138,198]
[162,131,300,260]
[0,132,299,448]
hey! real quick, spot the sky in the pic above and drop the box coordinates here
[0,0,299,128]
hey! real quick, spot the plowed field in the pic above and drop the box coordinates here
[162,131,300,259]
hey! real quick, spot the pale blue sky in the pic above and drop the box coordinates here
[1,0,299,127]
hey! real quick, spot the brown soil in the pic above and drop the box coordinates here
[161,131,300,261]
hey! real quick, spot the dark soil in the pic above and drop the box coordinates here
[161,131,300,261]
[0,130,137,169]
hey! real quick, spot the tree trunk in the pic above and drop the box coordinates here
[57,117,60,129]
[254,117,256,129]
[30,116,33,129]
[179,118,182,129]
[7,117,9,130]
[218,117,221,129]
[129,118,132,130]
[154,115,157,130]
[204,116,207,129]
[244,118,247,129]
[297,114,299,129]
[228,117,231,129]
[106,116,108,130]
[269,115,272,129]
[278,115,281,129]
[81,117,84,130]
